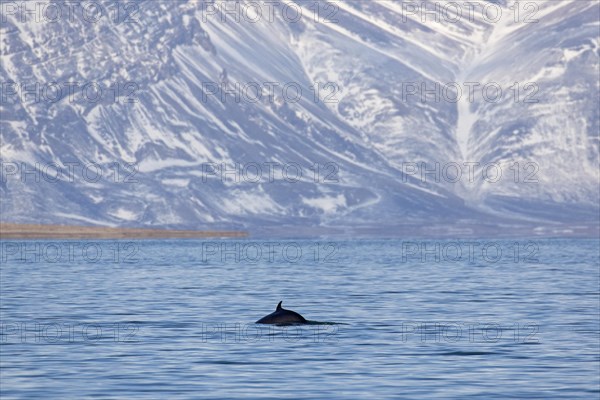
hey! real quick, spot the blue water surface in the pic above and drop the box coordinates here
[1,238,599,399]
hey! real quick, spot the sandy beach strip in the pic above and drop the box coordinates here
[0,223,248,239]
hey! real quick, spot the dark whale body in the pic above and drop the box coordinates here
[256,301,307,324]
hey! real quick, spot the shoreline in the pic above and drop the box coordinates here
[0,223,248,239]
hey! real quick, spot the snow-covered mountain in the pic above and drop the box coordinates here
[1,0,598,236]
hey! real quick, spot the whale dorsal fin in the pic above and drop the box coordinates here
[276,301,282,311]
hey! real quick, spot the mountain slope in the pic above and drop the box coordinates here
[1,0,598,235]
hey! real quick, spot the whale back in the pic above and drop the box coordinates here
[256,301,307,324]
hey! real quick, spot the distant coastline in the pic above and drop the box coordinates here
[0,223,248,239]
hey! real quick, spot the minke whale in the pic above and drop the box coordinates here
[256,301,307,324]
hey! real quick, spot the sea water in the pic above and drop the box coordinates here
[1,238,598,399]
